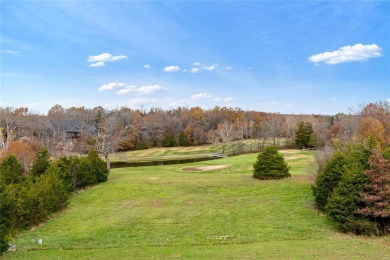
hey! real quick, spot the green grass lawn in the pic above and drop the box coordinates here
[4,150,390,259]
[109,139,286,162]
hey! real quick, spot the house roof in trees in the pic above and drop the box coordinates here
[46,120,97,133]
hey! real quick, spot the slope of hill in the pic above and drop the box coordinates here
[4,150,390,259]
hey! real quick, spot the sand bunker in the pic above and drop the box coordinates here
[182,165,229,172]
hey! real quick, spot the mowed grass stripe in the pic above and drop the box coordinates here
[4,150,390,259]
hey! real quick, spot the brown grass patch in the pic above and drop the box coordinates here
[181,165,229,172]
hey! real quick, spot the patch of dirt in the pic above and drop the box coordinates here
[185,199,205,205]
[148,199,165,207]
[280,149,300,153]
[148,177,159,180]
[285,156,299,160]
[182,165,229,172]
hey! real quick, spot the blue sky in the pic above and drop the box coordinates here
[1,1,389,115]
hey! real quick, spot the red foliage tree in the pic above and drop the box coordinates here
[357,150,390,235]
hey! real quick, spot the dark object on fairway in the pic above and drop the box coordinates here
[253,146,290,180]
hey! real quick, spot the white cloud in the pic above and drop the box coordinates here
[224,97,233,101]
[87,52,127,67]
[226,66,232,70]
[214,97,221,101]
[329,97,337,101]
[188,63,218,73]
[163,65,181,72]
[202,64,217,71]
[98,83,167,95]
[191,67,201,73]
[134,85,167,95]
[98,82,126,92]
[191,92,213,99]
[90,61,105,67]
[309,43,382,65]
[144,64,152,69]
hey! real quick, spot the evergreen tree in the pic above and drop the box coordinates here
[253,146,290,180]
[86,149,109,183]
[312,153,346,211]
[295,122,317,149]
[357,150,390,235]
[323,145,373,234]
[30,147,51,177]
[307,132,318,148]
[0,155,24,185]
[54,156,80,192]
[0,189,11,255]
[325,166,369,233]
[178,132,190,147]
[162,134,177,147]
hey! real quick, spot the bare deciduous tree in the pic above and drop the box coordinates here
[207,121,239,154]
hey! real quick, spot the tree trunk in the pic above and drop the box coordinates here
[105,154,111,171]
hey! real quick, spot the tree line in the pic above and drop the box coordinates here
[1,101,389,164]
[0,148,108,254]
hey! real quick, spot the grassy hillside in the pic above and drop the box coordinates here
[4,150,390,259]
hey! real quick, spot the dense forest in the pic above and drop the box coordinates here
[1,101,388,163]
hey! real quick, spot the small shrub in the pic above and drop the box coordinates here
[253,146,290,180]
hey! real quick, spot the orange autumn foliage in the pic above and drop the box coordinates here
[0,140,39,173]
[359,117,386,147]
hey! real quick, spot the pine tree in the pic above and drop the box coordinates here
[357,150,390,235]
[0,155,24,185]
[295,122,308,149]
[30,148,51,177]
[179,132,190,147]
[0,190,11,255]
[312,153,346,211]
[253,146,290,180]
[162,134,177,147]
[295,122,318,149]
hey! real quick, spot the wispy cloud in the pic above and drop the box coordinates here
[4,50,19,55]
[190,67,200,73]
[163,65,181,72]
[88,52,127,67]
[214,96,233,102]
[191,92,213,99]
[89,61,105,67]
[144,64,152,69]
[329,97,337,101]
[98,82,167,95]
[190,63,218,73]
[309,43,382,65]
[202,64,217,71]
[226,66,232,70]
[98,82,126,91]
